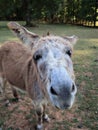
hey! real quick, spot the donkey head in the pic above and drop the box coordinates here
[8,22,78,110]
[33,36,78,109]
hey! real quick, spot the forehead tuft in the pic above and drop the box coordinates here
[38,36,73,49]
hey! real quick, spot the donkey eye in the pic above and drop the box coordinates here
[33,51,42,62]
[12,29,20,34]
[66,50,72,57]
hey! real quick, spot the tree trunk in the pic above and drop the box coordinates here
[25,9,32,27]
[23,0,35,27]
[94,0,97,27]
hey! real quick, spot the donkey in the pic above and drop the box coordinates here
[0,22,78,130]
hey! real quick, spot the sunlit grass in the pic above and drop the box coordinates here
[96,21,98,26]
[75,50,93,56]
[0,21,98,44]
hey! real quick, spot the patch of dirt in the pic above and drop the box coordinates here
[70,128,89,130]
[0,85,88,130]
[84,72,93,78]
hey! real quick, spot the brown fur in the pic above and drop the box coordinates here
[0,42,44,101]
[0,22,78,130]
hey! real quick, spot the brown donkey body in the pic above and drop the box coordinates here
[0,22,78,130]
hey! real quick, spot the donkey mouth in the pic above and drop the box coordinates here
[55,105,60,110]
[55,104,71,110]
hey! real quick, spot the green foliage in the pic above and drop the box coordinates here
[66,0,98,26]
[0,0,97,26]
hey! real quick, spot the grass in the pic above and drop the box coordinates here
[0,21,98,130]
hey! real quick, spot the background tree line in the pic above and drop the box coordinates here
[0,0,97,27]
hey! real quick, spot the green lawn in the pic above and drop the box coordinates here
[0,21,98,130]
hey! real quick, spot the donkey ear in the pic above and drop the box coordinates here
[7,22,39,48]
[63,35,78,45]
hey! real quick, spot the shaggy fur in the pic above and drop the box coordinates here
[0,22,78,130]
[0,42,45,102]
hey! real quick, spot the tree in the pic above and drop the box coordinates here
[0,0,97,27]
[21,0,34,26]
[93,0,98,27]
[66,0,98,27]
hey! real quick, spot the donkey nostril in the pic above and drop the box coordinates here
[71,84,75,92]
[50,86,58,96]
[65,104,70,108]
